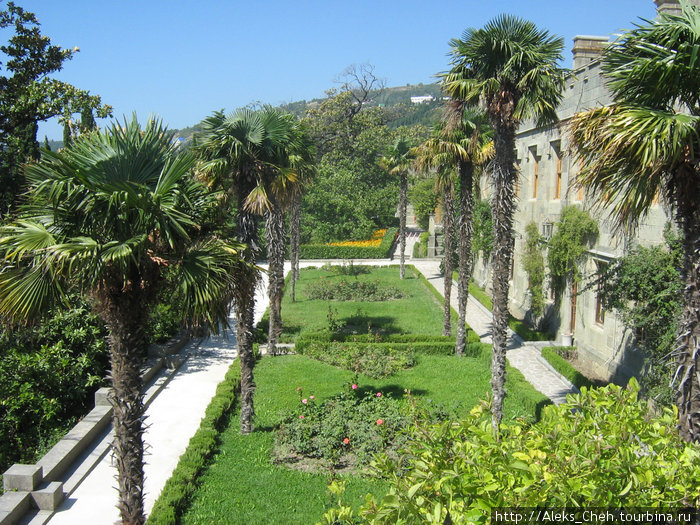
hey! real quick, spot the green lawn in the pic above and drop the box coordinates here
[278,265,455,339]
[178,265,549,524]
[181,353,548,524]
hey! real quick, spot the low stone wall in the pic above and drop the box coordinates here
[0,335,189,525]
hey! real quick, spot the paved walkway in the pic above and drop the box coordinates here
[40,234,576,524]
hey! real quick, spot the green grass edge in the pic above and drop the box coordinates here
[541,346,593,391]
[146,359,241,525]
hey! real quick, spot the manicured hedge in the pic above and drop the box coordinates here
[146,361,241,525]
[541,346,594,391]
[295,339,484,357]
[299,227,398,259]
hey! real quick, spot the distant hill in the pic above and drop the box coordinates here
[172,82,447,144]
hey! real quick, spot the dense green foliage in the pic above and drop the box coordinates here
[541,346,597,391]
[0,2,110,213]
[409,177,438,230]
[547,206,598,295]
[0,297,108,473]
[522,222,546,318]
[600,233,682,404]
[276,384,413,467]
[323,380,699,524]
[299,228,397,259]
[146,362,241,525]
[471,198,494,261]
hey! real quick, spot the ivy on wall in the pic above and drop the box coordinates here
[522,222,546,317]
[547,206,598,296]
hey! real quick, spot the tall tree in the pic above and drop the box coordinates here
[446,106,493,355]
[0,2,110,213]
[570,4,700,442]
[0,118,239,524]
[262,114,313,356]
[414,125,457,336]
[194,107,303,430]
[381,136,414,279]
[444,14,566,430]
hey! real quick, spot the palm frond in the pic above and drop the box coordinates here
[570,104,700,229]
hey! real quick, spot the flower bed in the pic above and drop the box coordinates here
[330,228,386,248]
[274,383,412,469]
[299,227,398,259]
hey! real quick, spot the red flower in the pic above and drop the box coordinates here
[343,438,350,445]
[376,419,384,425]
[299,415,304,419]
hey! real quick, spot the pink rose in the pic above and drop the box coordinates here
[343,438,350,445]
[376,392,382,397]
[299,415,304,419]
[376,419,384,425]
[351,384,358,390]
[302,398,308,404]
[309,395,315,400]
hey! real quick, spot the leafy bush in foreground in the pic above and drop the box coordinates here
[0,299,109,473]
[322,379,700,524]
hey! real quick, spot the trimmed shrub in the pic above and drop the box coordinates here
[542,346,598,390]
[299,227,398,259]
[146,361,241,525]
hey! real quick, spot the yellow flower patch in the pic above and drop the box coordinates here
[329,229,387,248]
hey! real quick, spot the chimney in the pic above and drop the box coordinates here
[655,0,700,16]
[572,36,608,70]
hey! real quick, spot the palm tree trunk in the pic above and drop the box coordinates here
[289,194,301,302]
[399,172,407,280]
[235,207,259,434]
[99,282,149,525]
[675,196,700,442]
[266,203,286,356]
[442,182,455,336]
[456,160,474,356]
[489,123,517,433]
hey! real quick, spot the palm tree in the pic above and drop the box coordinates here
[263,116,314,356]
[0,118,240,525]
[443,105,493,356]
[570,5,700,442]
[444,14,567,430]
[381,136,414,280]
[288,132,316,304]
[194,106,303,429]
[414,126,457,336]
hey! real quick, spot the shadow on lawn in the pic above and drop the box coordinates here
[342,314,401,335]
[356,384,428,398]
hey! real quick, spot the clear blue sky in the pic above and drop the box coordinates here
[11,0,657,140]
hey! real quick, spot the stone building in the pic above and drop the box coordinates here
[471,0,697,382]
